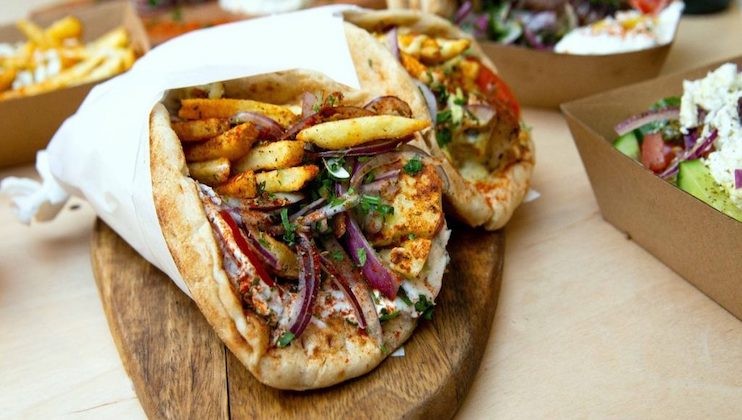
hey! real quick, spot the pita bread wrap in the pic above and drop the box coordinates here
[150,22,450,391]
[344,9,535,230]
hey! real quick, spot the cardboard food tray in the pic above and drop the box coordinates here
[0,1,150,169]
[481,41,673,109]
[561,56,742,321]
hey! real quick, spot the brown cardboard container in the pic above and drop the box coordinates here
[0,1,150,169]
[561,56,742,320]
[481,41,673,109]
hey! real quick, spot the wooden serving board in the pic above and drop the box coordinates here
[91,220,504,419]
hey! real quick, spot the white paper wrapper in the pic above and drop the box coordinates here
[3,6,363,295]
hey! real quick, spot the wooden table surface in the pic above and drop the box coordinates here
[2,2,741,418]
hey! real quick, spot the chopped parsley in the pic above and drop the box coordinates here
[368,58,373,68]
[280,208,296,245]
[436,127,452,147]
[415,295,435,320]
[277,331,295,348]
[359,194,394,216]
[397,288,413,306]
[380,343,389,354]
[436,109,452,124]
[403,157,423,175]
[330,249,344,261]
[356,248,367,267]
[363,172,376,183]
[379,308,400,322]
[257,181,266,195]
[407,233,416,240]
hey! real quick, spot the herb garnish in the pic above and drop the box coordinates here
[359,194,394,216]
[403,157,423,175]
[280,208,296,245]
[277,331,295,348]
[398,288,413,306]
[356,248,367,267]
[330,250,344,261]
[379,308,400,322]
[415,295,435,320]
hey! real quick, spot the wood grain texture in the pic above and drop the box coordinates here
[91,221,504,419]
[91,221,229,420]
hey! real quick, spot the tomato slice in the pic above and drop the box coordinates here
[219,210,275,286]
[641,132,675,173]
[473,59,521,120]
[629,0,669,14]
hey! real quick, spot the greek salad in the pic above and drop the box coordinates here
[454,0,683,55]
[613,63,742,222]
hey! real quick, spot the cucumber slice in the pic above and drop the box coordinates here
[677,159,742,222]
[613,132,640,161]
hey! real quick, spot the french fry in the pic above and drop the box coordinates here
[255,165,319,193]
[78,51,123,84]
[172,118,230,142]
[400,52,429,82]
[296,116,430,150]
[16,19,48,48]
[398,34,470,64]
[91,27,129,50]
[0,68,16,92]
[45,16,82,46]
[178,98,298,127]
[233,140,304,173]
[187,157,230,186]
[254,231,299,278]
[184,122,259,162]
[215,170,258,198]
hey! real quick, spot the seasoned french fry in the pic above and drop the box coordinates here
[400,52,429,82]
[91,27,129,50]
[255,165,319,193]
[172,118,230,142]
[215,170,258,198]
[16,19,48,47]
[296,116,430,150]
[398,34,470,64]
[178,98,298,127]
[254,231,299,278]
[79,51,123,84]
[184,122,259,162]
[187,157,230,186]
[0,68,16,92]
[45,16,82,45]
[233,140,304,173]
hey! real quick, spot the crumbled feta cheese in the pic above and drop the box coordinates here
[680,63,742,209]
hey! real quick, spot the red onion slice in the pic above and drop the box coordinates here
[363,96,412,117]
[466,104,496,126]
[454,0,473,24]
[414,80,438,122]
[735,169,742,189]
[287,233,321,338]
[219,210,275,286]
[299,193,360,226]
[230,111,284,140]
[319,237,384,345]
[289,197,326,221]
[343,215,401,299]
[301,92,317,118]
[315,137,411,158]
[660,129,718,179]
[615,107,680,136]
[386,27,400,60]
[350,153,405,190]
[223,192,304,210]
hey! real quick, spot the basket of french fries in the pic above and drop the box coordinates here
[0,1,148,168]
